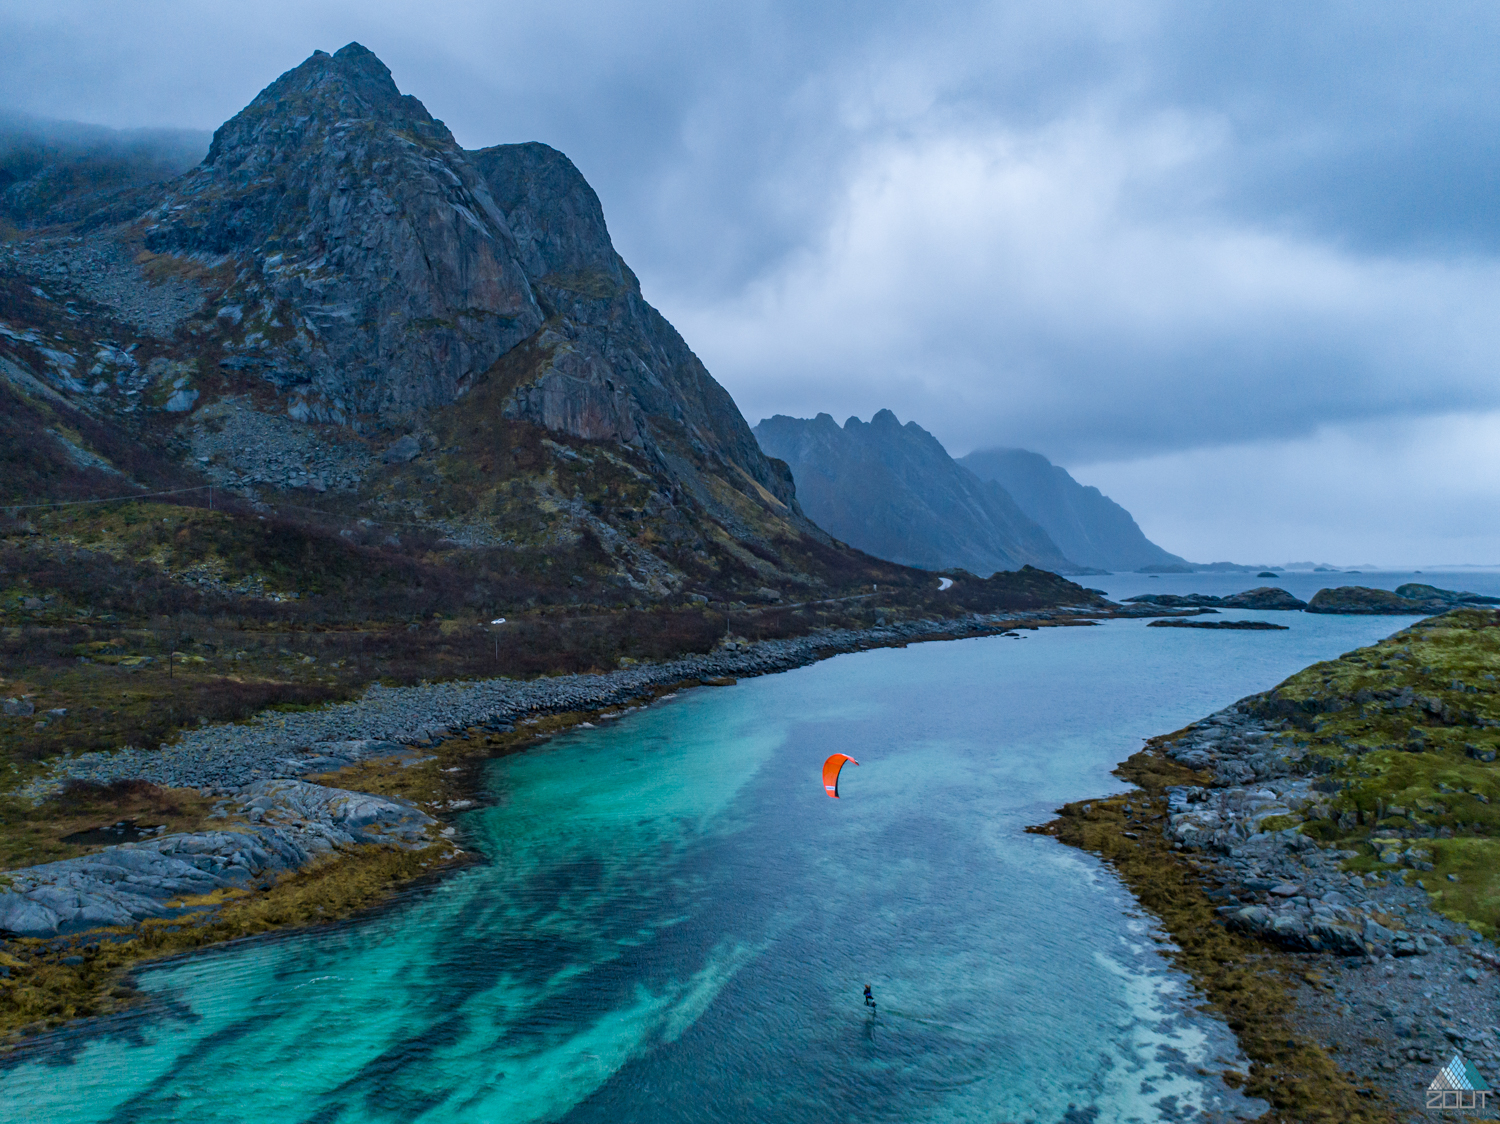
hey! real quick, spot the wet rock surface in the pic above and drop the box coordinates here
[0,779,433,938]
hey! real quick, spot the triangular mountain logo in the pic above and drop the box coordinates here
[1428,1053,1491,1111]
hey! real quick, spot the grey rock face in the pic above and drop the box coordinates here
[141,44,544,424]
[959,447,1186,572]
[381,433,422,464]
[754,411,1076,574]
[472,142,801,520]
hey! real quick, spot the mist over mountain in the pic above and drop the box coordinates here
[754,411,1081,575]
[0,110,210,231]
[958,448,1187,573]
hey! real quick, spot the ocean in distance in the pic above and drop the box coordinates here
[3,571,1491,1123]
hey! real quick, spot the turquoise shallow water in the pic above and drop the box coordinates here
[1,613,1413,1124]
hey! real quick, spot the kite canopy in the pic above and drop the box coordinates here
[822,753,860,798]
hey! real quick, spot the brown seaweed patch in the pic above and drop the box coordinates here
[1032,752,1399,1124]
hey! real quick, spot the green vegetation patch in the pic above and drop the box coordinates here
[1246,608,1500,932]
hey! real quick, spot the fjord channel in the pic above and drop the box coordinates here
[1,612,1407,1123]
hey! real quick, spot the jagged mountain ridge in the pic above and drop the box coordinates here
[0,43,855,603]
[754,411,1082,575]
[958,448,1186,572]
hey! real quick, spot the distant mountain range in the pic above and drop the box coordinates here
[754,411,1077,573]
[754,411,1186,575]
[958,448,1188,573]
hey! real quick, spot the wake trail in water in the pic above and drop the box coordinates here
[870,1007,982,1038]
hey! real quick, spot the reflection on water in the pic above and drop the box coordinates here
[0,612,1411,1123]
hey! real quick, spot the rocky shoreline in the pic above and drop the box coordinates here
[0,780,436,937]
[1045,610,1500,1121]
[0,605,1113,947]
[14,607,1101,800]
[1159,703,1500,1058]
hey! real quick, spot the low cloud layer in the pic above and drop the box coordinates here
[4,0,1499,562]
[1083,412,1500,568]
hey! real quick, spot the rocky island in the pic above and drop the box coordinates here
[1146,619,1289,630]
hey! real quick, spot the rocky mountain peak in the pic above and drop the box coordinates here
[470,142,632,294]
[755,411,1076,575]
[0,43,830,603]
[142,44,542,423]
[203,43,431,172]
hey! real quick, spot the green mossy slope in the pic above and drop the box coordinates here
[1245,609,1500,933]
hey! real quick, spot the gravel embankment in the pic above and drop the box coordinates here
[23,610,1089,798]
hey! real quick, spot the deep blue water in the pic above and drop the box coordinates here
[0,609,1426,1124]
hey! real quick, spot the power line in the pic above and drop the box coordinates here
[4,485,212,512]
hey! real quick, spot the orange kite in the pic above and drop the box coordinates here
[822,753,860,798]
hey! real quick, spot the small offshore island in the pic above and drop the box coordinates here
[1041,602,1500,1122]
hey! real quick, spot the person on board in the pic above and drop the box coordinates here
[864,984,876,1010]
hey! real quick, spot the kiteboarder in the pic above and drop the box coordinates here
[864,984,876,1010]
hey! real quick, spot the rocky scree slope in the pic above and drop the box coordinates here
[754,410,1080,575]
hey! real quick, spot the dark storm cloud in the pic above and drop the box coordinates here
[5,0,1500,556]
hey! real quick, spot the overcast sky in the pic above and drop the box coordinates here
[4,0,1499,566]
